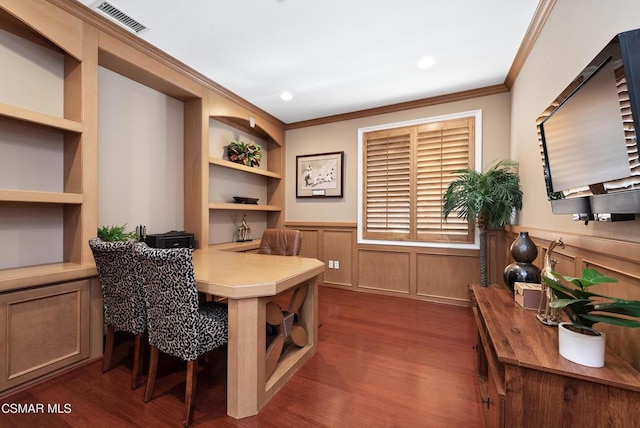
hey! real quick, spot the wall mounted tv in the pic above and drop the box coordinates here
[537,29,640,222]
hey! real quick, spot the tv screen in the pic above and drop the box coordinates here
[541,57,631,193]
[537,29,640,218]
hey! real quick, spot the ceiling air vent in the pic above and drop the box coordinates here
[93,1,148,34]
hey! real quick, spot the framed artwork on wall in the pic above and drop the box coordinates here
[296,151,344,198]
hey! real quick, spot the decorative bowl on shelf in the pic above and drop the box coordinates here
[233,196,259,204]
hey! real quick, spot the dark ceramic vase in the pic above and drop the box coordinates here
[503,232,541,294]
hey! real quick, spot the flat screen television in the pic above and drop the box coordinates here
[537,29,640,221]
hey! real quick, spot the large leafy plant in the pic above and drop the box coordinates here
[442,159,523,286]
[545,268,640,335]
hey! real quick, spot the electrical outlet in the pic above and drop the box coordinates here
[328,260,334,269]
[334,260,340,269]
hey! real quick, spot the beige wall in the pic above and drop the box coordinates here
[285,92,511,222]
[511,0,640,242]
[97,67,184,235]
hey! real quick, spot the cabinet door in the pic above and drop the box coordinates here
[486,365,505,428]
[0,279,90,392]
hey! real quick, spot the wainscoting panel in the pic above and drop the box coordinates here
[286,222,496,305]
[0,279,90,391]
[299,229,319,259]
[358,249,410,294]
[322,230,353,287]
[416,252,479,303]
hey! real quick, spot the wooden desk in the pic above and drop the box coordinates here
[192,248,324,419]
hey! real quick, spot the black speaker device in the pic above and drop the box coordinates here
[145,230,195,249]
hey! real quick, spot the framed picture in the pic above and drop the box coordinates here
[296,151,344,198]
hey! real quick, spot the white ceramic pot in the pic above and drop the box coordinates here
[558,322,605,367]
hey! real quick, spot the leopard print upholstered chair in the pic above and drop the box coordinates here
[89,238,146,390]
[257,229,302,256]
[134,245,228,427]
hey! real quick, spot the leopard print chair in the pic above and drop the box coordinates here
[89,238,146,390]
[134,245,228,427]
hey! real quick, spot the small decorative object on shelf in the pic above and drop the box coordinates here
[233,196,259,205]
[234,214,252,242]
[227,140,263,167]
[503,231,541,295]
[537,237,564,325]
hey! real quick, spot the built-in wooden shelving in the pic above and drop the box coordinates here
[0,102,82,133]
[209,157,282,179]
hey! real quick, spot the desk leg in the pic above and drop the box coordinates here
[225,277,319,419]
[226,297,266,419]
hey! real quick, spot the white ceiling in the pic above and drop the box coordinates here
[76,0,541,124]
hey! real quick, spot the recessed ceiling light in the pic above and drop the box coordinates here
[417,56,435,70]
[280,91,293,101]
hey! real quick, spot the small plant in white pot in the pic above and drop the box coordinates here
[544,268,640,367]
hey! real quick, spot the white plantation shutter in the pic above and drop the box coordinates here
[362,116,475,244]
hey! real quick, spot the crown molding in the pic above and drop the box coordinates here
[285,84,509,130]
[46,0,285,128]
[504,0,557,89]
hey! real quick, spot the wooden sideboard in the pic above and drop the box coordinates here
[471,285,640,427]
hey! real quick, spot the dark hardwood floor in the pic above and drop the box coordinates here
[1,286,483,427]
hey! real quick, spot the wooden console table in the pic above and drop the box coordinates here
[192,248,324,419]
[471,285,640,427]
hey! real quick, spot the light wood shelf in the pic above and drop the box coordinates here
[209,157,282,179]
[0,262,97,293]
[209,202,281,212]
[0,102,83,133]
[0,189,83,204]
[208,240,261,252]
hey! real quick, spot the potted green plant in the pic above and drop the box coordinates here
[226,140,263,167]
[97,224,137,242]
[544,268,640,367]
[442,159,523,286]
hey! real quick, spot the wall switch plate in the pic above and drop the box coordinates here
[328,260,334,269]
[334,260,340,269]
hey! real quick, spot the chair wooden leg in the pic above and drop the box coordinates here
[144,345,159,403]
[102,325,115,373]
[183,360,198,427]
[131,334,144,390]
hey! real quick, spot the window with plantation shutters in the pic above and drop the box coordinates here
[361,113,477,245]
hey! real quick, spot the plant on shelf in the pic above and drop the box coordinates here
[227,140,263,167]
[545,268,640,367]
[97,224,137,242]
[442,159,523,287]
[545,268,640,333]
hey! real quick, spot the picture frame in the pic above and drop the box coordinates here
[296,151,344,198]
